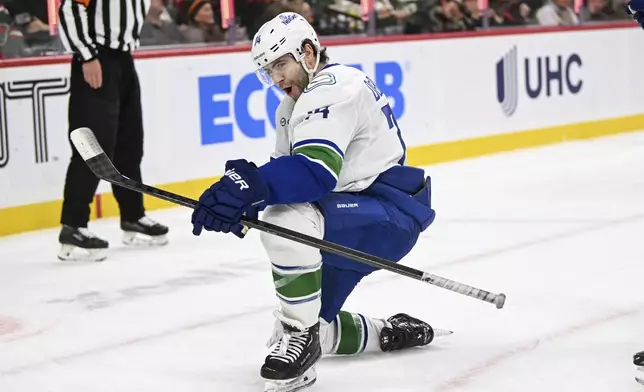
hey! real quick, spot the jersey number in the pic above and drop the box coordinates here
[304,106,330,121]
[381,103,407,165]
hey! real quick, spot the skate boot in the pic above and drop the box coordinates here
[121,216,169,246]
[380,313,435,352]
[261,313,321,392]
[58,225,108,262]
[635,351,644,385]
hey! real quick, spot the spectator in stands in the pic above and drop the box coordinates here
[402,0,468,33]
[372,0,417,34]
[244,0,322,39]
[236,0,272,40]
[3,0,48,27]
[180,0,225,43]
[611,0,631,18]
[463,0,485,28]
[310,0,364,36]
[299,0,314,23]
[249,0,298,38]
[536,0,579,25]
[1,0,62,57]
[164,0,182,22]
[580,0,619,20]
[0,4,23,58]
[288,0,315,22]
[426,0,471,33]
[487,0,532,26]
[140,0,184,47]
[401,0,432,34]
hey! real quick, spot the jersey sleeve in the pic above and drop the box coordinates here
[59,0,99,62]
[289,74,359,181]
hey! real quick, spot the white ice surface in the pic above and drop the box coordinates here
[1,132,644,392]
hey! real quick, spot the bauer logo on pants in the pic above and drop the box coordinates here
[0,78,70,169]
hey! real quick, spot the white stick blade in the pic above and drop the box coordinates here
[70,127,104,160]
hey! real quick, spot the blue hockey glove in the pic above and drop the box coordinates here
[626,0,644,27]
[628,0,644,12]
[192,159,268,237]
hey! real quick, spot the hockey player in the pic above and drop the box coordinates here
[191,12,437,392]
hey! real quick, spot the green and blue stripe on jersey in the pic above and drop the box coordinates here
[258,137,344,205]
[292,138,344,179]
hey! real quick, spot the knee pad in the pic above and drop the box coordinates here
[260,203,325,268]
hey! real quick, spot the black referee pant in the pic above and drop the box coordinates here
[61,47,145,228]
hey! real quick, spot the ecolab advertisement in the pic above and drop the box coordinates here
[1,27,644,215]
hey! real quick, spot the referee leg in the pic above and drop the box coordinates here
[60,54,120,228]
[112,55,145,223]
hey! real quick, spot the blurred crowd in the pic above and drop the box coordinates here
[0,0,633,59]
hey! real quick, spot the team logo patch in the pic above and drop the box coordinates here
[279,14,298,25]
[304,73,336,93]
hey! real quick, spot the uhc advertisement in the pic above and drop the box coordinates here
[496,45,582,117]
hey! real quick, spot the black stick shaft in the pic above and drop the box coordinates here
[83,152,506,309]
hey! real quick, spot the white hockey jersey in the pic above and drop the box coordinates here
[272,64,407,193]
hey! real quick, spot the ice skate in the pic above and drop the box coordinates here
[58,225,108,262]
[635,351,644,385]
[380,313,437,352]
[261,312,321,392]
[121,216,169,246]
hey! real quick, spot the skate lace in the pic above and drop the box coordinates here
[269,330,309,364]
[77,228,97,238]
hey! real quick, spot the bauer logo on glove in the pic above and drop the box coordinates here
[224,168,250,190]
[191,159,268,237]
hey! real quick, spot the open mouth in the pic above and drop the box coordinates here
[283,86,293,95]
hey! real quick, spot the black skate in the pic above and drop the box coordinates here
[261,321,321,392]
[58,225,108,262]
[635,351,644,385]
[380,313,435,352]
[121,216,169,246]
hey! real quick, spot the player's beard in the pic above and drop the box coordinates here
[291,68,310,101]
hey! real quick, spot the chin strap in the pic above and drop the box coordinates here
[300,49,321,81]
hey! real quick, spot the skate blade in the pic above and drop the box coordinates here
[264,367,317,392]
[58,244,107,262]
[122,232,168,247]
[636,366,644,385]
[434,328,454,338]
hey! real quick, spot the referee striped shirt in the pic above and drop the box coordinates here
[59,0,150,62]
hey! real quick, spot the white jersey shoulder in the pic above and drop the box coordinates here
[292,65,363,121]
[272,94,296,159]
[277,64,406,192]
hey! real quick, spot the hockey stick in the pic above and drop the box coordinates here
[70,127,506,309]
